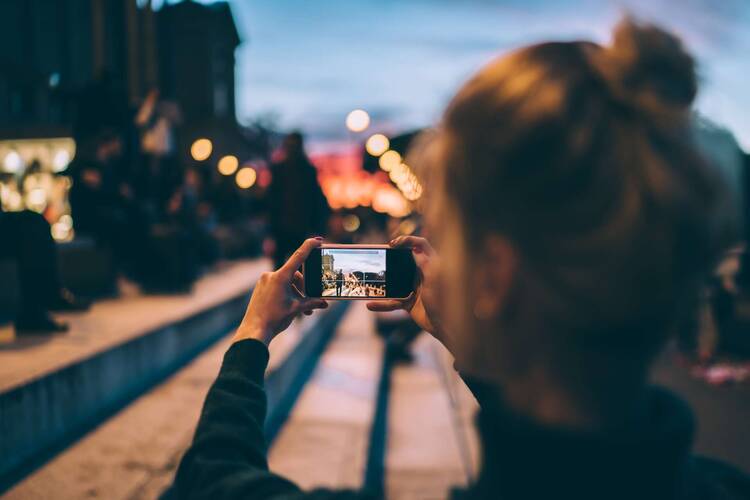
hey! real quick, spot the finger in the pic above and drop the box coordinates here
[292,271,305,296]
[278,238,323,279]
[296,298,328,312]
[366,299,407,312]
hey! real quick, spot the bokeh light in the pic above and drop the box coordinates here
[218,155,239,175]
[342,214,361,232]
[372,185,411,217]
[346,109,370,132]
[398,218,418,235]
[190,138,213,161]
[235,166,257,189]
[26,187,47,210]
[3,151,23,173]
[378,150,401,172]
[51,214,74,242]
[389,163,409,183]
[365,134,389,156]
[257,168,272,188]
[52,149,71,172]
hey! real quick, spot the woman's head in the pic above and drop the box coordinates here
[422,19,725,407]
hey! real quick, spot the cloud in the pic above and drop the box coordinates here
[233,0,750,149]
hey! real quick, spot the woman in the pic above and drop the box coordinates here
[168,19,749,499]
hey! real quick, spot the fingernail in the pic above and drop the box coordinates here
[314,236,323,240]
[413,246,422,254]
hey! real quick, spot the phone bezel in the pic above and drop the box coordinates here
[303,244,415,300]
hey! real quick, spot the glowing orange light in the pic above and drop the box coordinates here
[365,134,389,156]
[191,138,212,161]
[389,163,410,183]
[346,109,370,132]
[217,155,239,175]
[379,150,401,172]
[343,214,361,232]
[235,167,257,189]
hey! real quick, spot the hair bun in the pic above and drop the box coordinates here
[593,18,697,117]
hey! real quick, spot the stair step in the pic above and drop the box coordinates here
[0,259,268,492]
[269,303,384,490]
[4,303,348,500]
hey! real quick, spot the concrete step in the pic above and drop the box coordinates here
[4,336,236,500]
[3,304,353,499]
[385,334,479,500]
[268,303,383,491]
[0,259,269,492]
[4,303,483,500]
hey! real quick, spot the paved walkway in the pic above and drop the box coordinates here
[4,298,747,499]
[386,334,479,499]
[3,312,317,500]
[5,304,481,500]
[268,303,383,490]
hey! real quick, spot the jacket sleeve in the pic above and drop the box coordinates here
[170,339,374,500]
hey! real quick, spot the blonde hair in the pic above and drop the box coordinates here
[429,19,725,358]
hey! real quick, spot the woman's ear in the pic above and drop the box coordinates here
[472,235,517,320]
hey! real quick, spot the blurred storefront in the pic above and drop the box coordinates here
[0,0,263,241]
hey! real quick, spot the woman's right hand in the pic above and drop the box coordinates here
[366,236,445,343]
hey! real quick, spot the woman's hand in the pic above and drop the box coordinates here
[234,238,328,345]
[366,236,445,343]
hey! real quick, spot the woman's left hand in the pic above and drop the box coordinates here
[233,237,328,345]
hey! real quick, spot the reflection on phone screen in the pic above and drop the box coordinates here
[321,248,386,298]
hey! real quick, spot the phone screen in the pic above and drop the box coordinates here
[304,245,415,299]
[321,248,386,298]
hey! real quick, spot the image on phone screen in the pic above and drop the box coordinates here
[321,248,386,298]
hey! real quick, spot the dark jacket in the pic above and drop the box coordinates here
[267,156,329,241]
[168,340,750,499]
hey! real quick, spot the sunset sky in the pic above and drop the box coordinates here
[323,249,386,274]
[219,1,750,150]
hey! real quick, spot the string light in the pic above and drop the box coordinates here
[190,138,212,161]
[346,109,370,132]
[378,150,401,172]
[235,167,257,189]
[218,155,239,175]
[365,134,389,156]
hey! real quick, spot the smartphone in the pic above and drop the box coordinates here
[304,244,416,299]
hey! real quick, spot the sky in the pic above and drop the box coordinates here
[323,249,385,274]
[225,0,750,150]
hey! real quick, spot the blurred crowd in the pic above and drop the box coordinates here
[0,77,344,335]
[2,76,747,387]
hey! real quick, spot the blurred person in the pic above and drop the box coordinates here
[0,208,89,333]
[335,269,344,295]
[166,19,749,500]
[267,131,330,269]
[166,165,221,266]
[132,90,185,220]
[68,129,150,275]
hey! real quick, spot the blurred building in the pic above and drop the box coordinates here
[0,0,260,233]
[0,0,158,135]
[156,0,256,164]
[322,253,335,274]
